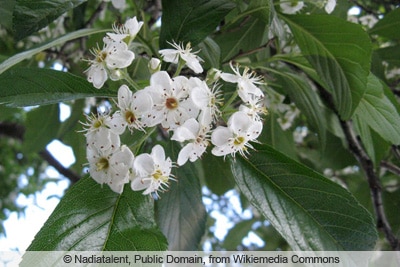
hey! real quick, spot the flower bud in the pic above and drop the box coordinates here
[148,58,161,73]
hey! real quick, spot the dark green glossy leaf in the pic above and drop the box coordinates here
[0,68,115,107]
[25,176,167,251]
[231,143,378,250]
[23,104,60,153]
[282,14,372,120]
[159,0,235,48]
[353,73,400,145]
[156,142,207,250]
[369,8,400,40]
[13,0,86,40]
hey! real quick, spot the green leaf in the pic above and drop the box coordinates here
[222,219,256,250]
[274,71,327,147]
[353,115,390,166]
[13,0,86,41]
[282,14,372,120]
[0,28,108,74]
[374,45,400,67]
[215,17,268,63]
[197,37,221,69]
[0,0,15,30]
[353,73,400,145]
[159,0,235,48]
[231,143,378,250]
[0,68,115,107]
[369,8,400,40]
[23,104,60,153]
[25,176,167,251]
[156,142,207,250]
[240,0,273,24]
[202,151,235,196]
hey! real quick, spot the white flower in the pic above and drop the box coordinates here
[171,118,210,166]
[108,16,144,42]
[280,0,304,14]
[131,145,174,198]
[211,111,263,158]
[239,99,268,122]
[159,41,204,74]
[142,71,199,130]
[110,84,153,132]
[87,143,134,194]
[81,113,124,150]
[189,78,222,125]
[85,38,135,89]
[220,62,264,103]
[277,103,300,130]
[359,15,378,29]
[324,0,336,14]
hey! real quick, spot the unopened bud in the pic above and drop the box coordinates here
[148,58,161,73]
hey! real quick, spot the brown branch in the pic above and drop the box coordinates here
[0,122,80,184]
[39,149,80,183]
[315,84,400,250]
[381,161,400,177]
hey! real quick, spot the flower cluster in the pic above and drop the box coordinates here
[82,17,267,198]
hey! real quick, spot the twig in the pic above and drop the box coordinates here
[0,122,80,184]
[315,84,400,250]
[39,149,80,183]
[381,161,400,177]
[340,120,399,250]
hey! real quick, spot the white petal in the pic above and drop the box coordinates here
[190,86,209,109]
[106,50,135,69]
[211,126,232,146]
[151,144,166,164]
[150,71,172,91]
[177,143,193,166]
[125,17,143,37]
[228,111,252,134]
[118,84,132,109]
[220,73,239,83]
[159,49,179,63]
[131,177,151,191]
[87,65,107,89]
[134,153,154,176]
[171,118,198,142]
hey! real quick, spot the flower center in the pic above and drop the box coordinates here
[234,136,245,146]
[125,110,136,124]
[93,117,104,129]
[152,169,169,183]
[165,97,178,110]
[96,157,109,171]
[96,50,107,63]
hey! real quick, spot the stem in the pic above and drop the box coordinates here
[221,90,238,112]
[120,70,141,91]
[132,127,156,154]
[173,59,185,77]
